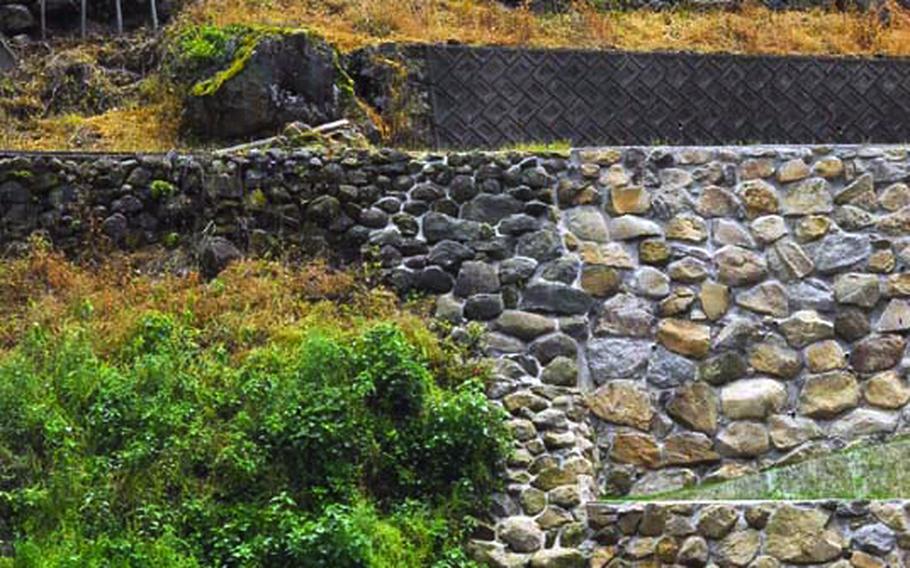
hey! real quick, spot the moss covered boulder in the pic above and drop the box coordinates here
[182,28,349,139]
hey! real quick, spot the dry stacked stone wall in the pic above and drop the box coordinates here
[3,145,910,566]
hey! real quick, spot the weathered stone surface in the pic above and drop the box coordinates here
[835,308,871,341]
[811,233,871,274]
[779,310,834,347]
[667,382,719,434]
[639,238,671,265]
[580,264,621,297]
[715,246,768,286]
[586,338,652,382]
[610,432,661,468]
[850,334,906,373]
[805,340,846,373]
[830,408,898,438]
[877,206,910,236]
[499,517,543,552]
[664,432,719,466]
[877,299,910,332]
[770,239,814,280]
[835,173,873,205]
[834,273,881,308]
[541,356,578,387]
[799,371,860,418]
[645,346,697,388]
[716,422,770,457]
[697,505,738,539]
[794,215,831,242]
[529,548,585,568]
[454,261,500,297]
[721,379,787,420]
[700,281,730,321]
[885,273,910,297]
[741,158,775,180]
[864,370,910,409]
[737,179,780,218]
[657,319,711,359]
[564,207,609,242]
[715,219,757,248]
[777,158,810,183]
[666,214,708,242]
[594,293,654,337]
[699,351,748,385]
[494,310,556,341]
[632,267,671,299]
[768,414,822,450]
[677,536,709,566]
[765,505,844,564]
[880,182,910,211]
[587,381,653,431]
[852,523,896,556]
[782,177,832,215]
[521,283,593,315]
[717,529,761,567]
[659,287,697,317]
[751,215,789,245]
[735,281,789,317]
[749,341,802,379]
[611,185,651,214]
[517,229,563,262]
[463,193,524,224]
[813,156,844,178]
[696,185,739,217]
[668,257,709,282]
[610,215,663,240]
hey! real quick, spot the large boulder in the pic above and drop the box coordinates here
[184,31,346,139]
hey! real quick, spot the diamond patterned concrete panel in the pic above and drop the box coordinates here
[426,45,910,147]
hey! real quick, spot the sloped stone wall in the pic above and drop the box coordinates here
[3,144,910,566]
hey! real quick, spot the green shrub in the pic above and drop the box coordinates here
[0,312,507,566]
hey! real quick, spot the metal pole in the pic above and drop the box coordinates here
[115,0,123,34]
[150,0,158,31]
[40,0,46,40]
[80,0,86,38]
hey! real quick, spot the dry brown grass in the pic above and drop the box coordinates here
[178,0,910,56]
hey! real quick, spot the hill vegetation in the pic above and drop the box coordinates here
[0,245,508,566]
[1,0,910,152]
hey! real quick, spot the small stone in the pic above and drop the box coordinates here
[696,185,739,217]
[750,342,802,379]
[715,246,768,286]
[716,422,770,457]
[805,340,846,373]
[800,371,860,418]
[879,182,910,211]
[541,356,578,387]
[765,505,844,564]
[580,264,621,297]
[594,294,654,337]
[812,233,871,274]
[499,257,537,285]
[663,432,719,466]
[864,370,910,409]
[666,214,708,242]
[517,229,563,262]
[611,185,651,214]
[770,239,814,280]
[521,488,546,516]
[751,215,789,244]
[646,346,697,388]
[714,219,757,248]
[813,156,844,178]
[610,432,661,468]
[659,287,697,317]
[831,408,898,439]
[740,158,775,180]
[834,273,881,308]
[876,206,910,236]
[769,414,822,449]
[735,281,789,317]
[639,239,671,264]
[586,338,652,382]
[721,379,787,420]
[834,205,875,231]
[494,310,556,341]
[877,299,910,332]
[587,380,653,431]
[699,351,748,385]
[794,215,831,242]
[677,536,709,566]
[454,261,500,297]
[737,179,780,218]
[777,159,810,183]
[698,505,738,539]
[521,283,593,315]
[834,173,874,206]
[852,524,896,556]
[667,382,719,434]
[835,308,871,341]
[632,267,671,299]
[782,177,833,215]
[564,207,609,242]
[700,281,730,321]
[533,466,577,491]
[885,273,910,297]
[499,517,543,553]
[779,310,834,347]
[850,334,906,373]
[200,237,242,279]
[717,529,761,567]
[630,470,697,496]
[657,319,711,359]
[868,249,896,273]
[668,257,709,282]
[464,294,503,320]
[529,548,585,568]
[610,215,663,240]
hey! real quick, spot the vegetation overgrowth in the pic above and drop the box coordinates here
[0,245,509,566]
[1,0,910,151]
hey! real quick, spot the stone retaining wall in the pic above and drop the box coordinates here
[3,145,910,566]
[587,500,910,567]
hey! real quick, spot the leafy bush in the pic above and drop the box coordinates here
[0,311,508,567]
